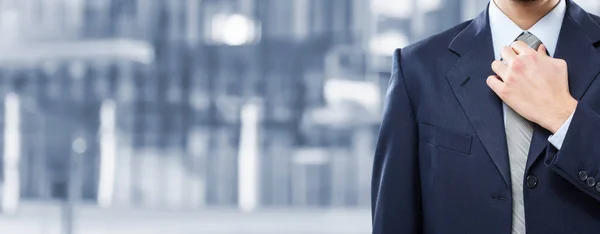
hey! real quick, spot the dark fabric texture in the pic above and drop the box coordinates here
[371,0,600,233]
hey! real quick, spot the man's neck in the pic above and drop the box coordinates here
[494,0,561,30]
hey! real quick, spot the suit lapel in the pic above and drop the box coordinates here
[447,8,511,186]
[526,0,600,171]
[445,0,600,186]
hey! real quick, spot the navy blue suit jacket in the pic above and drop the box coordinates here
[372,1,600,233]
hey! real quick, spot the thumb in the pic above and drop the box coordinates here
[538,44,549,56]
[486,75,505,97]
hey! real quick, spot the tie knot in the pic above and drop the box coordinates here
[515,31,543,50]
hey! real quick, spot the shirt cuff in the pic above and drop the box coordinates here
[547,112,575,150]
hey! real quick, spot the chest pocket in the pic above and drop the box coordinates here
[418,122,473,154]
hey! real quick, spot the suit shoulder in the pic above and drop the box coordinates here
[395,20,471,84]
[401,20,472,59]
[393,20,472,98]
[589,12,600,25]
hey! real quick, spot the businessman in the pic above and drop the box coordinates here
[372,0,600,233]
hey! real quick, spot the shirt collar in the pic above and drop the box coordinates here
[488,0,566,57]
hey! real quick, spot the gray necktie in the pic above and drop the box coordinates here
[506,31,540,234]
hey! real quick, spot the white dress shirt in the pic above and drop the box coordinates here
[488,0,572,150]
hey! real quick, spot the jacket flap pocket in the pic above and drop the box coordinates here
[418,122,473,154]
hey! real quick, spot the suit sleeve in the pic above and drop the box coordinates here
[545,100,600,201]
[371,48,422,233]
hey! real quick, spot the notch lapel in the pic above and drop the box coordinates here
[526,0,600,171]
[446,8,511,186]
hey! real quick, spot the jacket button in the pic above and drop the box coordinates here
[526,175,538,189]
[586,177,596,188]
[578,171,589,181]
[596,183,600,193]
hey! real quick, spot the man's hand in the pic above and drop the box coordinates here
[487,41,578,133]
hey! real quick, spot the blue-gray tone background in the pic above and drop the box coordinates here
[0,0,598,233]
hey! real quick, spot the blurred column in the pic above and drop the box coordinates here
[167,0,185,42]
[186,0,201,46]
[99,62,131,207]
[330,0,353,43]
[19,68,50,200]
[291,157,308,206]
[98,99,117,208]
[163,146,185,208]
[238,99,261,212]
[136,0,157,39]
[69,61,86,101]
[187,38,210,208]
[292,0,309,40]
[306,0,326,37]
[0,1,21,46]
[330,148,350,206]
[64,0,85,38]
[210,127,238,205]
[186,126,208,208]
[291,148,330,206]
[263,0,293,38]
[263,130,292,206]
[63,133,87,234]
[33,99,50,199]
[2,93,20,215]
[353,0,373,48]
[353,127,375,206]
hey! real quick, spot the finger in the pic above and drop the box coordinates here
[486,75,506,97]
[537,44,549,56]
[510,41,534,55]
[500,46,517,63]
[491,60,508,78]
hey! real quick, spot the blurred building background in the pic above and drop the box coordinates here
[0,0,598,233]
